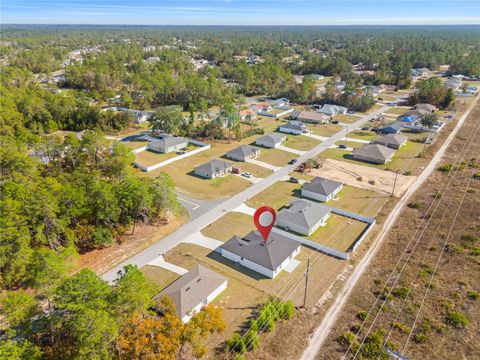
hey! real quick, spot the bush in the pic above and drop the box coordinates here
[404,170,413,176]
[244,330,259,351]
[408,201,421,209]
[470,247,480,256]
[227,334,247,354]
[445,311,469,328]
[467,290,479,300]
[392,287,410,299]
[473,172,480,180]
[248,319,258,332]
[432,192,442,199]
[413,331,428,343]
[280,301,295,319]
[356,310,368,321]
[338,331,357,345]
[461,234,479,243]
[391,321,411,334]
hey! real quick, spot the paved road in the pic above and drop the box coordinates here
[101,105,390,282]
[300,95,480,360]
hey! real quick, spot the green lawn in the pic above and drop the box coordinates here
[228,161,273,178]
[201,212,256,241]
[283,135,321,151]
[122,141,148,150]
[309,123,343,137]
[246,181,301,210]
[347,130,379,142]
[327,185,388,217]
[332,114,361,123]
[256,148,298,167]
[141,266,179,290]
[334,140,366,149]
[307,214,368,252]
[135,150,178,167]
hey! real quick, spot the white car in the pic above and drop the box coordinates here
[242,172,252,178]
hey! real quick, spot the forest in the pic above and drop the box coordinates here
[0,25,479,358]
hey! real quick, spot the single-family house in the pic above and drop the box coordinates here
[148,136,188,154]
[277,199,331,236]
[445,78,462,91]
[278,121,307,135]
[255,133,286,148]
[296,111,330,124]
[352,144,395,164]
[194,159,234,179]
[414,103,436,114]
[251,102,272,113]
[318,104,348,117]
[373,134,408,149]
[239,109,257,121]
[301,177,343,202]
[154,265,227,323]
[226,145,261,162]
[220,231,300,279]
[380,121,404,134]
[271,98,289,108]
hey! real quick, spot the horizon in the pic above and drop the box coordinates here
[2,0,479,26]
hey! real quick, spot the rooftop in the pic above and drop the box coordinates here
[277,199,331,230]
[302,176,343,196]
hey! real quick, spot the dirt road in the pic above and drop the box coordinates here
[300,94,480,360]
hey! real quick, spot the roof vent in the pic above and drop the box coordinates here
[186,287,191,291]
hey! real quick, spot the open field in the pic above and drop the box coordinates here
[256,148,298,167]
[283,134,321,151]
[246,181,301,210]
[347,130,379,142]
[201,211,256,241]
[333,114,361,123]
[308,214,368,252]
[310,123,344,137]
[384,106,410,115]
[134,150,177,167]
[327,185,389,217]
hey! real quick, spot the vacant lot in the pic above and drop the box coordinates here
[246,181,301,210]
[308,214,369,252]
[257,148,298,167]
[240,116,281,135]
[334,140,365,149]
[201,211,256,241]
[141,265,179,290]
[134,150,177,167]
[327,185,389,217]
[333,114,361,123]
[384,106,410,116]
[310,123,344,137]
[348,130,379,142]
[283,135,321,151]
[230,161,273,178]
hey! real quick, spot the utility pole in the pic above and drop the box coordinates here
[303,258,311,308]
[391,170,399,197]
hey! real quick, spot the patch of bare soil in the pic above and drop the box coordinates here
[78,211,188,275]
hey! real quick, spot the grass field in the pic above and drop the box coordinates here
[384,106,410,116]
[307,214,368,252]
[334,140,365,149]
[256,148,298,167]
[229,161,273,178]
[333,114,361,123]
[283,135,321,151]
[141,265,179,290]
[327,185,388,217]
[347,130,379,142]
[201,211,256,241]
[122,141,148,150]
[135,150,177,167]
[310,123,343,137]
[246,181,301,210]
[240,116,282,136]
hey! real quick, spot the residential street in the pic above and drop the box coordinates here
[101,105,390,282]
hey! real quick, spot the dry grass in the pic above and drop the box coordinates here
[141,265,179,290]
[333,114,362,123]
[310,123,344,137]
[283,135,321,151]
[246,181,301,210]
[135,150,177,167]
[327,185,389,217]
[201,212,256,241]
[256,148,298,167]
[384,106,411,115]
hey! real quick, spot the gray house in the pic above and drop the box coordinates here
[255,132,287,148]
[220,231,300,279]
[277,199,331,236]
[373,134,408,149]
[278,121,307,135]
[194,159,234,179]
[296,111,330,124]
[154,265,227,323]
[318,104,348,116]
[414,103,436,114]
[352,144,395,164]
[301,177,343,202]
[148,136,188,153]
[380,121,404,134]
[226,145,261,162]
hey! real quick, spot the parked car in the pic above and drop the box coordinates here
[242,172,252,178]
[361,127,370,130]
[331,120,339,124]
[232,167,241,174]
[289,177,299,183]
[347,110,356,114]
[387,102,397,106]
[338,144,347,149]
[176,151,186,155]
[288,159,297,165]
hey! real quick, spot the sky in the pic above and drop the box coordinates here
[1,0,479,25]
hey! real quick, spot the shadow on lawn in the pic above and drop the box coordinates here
[206,251,269,281]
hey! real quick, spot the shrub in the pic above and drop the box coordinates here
[438,163,453,172]
[408,201,421,209]
[470,247,480,256]
[432,192,442,199]
[404,170,413,176]
[280,301,295,319]
[356,310,368,321]
[445,311,469,328]
[244,330,259,351]
[248,319,258,332]
[473,172,480,180]
[338,331,357,345]
[419,264,434,278]
[413,331,428,343]
[392,287,411,299]
[227,334,247,354]
[392,321,411,334]
[467,290,479,300]
[461,234,479,243]
[350,322,361,333]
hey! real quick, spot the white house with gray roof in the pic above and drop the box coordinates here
[220,231,300,278]
[301,177,343,202]
[226,145,261,162]
[318,104,348,117]
[373,134,408,150]
[255,133,286,148]
[194,159,233,179]
[154,265,227,323]
[352,144,395,164]
[277,199,331,236]
[278,121,307,135]
[148,136,188,153]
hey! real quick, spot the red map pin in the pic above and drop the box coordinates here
[253,206,276,242]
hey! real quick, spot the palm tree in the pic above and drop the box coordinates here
[420,113,438,129]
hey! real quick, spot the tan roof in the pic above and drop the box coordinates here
[297,111,329,122]
[353,144,395,162]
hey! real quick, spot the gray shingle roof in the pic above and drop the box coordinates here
[257,132,286,144]
[415,103,436,112]
[280,121,305,131]
[155,265,227,319]
[226,145,260,158]
[381,121,404,133]
[277,199,331,230]
[221,231,299,271]
[194,159,233,176]
[302,177,343,196]
[352,144,395,162]
[373,134,408,147]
